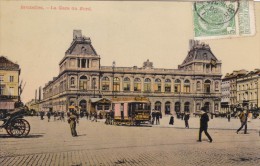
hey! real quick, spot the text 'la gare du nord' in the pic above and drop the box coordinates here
[20,5,91,11]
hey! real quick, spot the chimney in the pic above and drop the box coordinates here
[39,86,41,101]
[35,89,37,102]
[73,30,82,39]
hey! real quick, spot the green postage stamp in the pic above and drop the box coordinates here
[193,0,256,40]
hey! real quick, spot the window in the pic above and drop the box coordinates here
[154,78,161,92]
[9,76,14,82]
[92,78,96,89]
[0,75,3,83]
[174,79,181,93]
[215,81,219,91]
[155,101,161,111]
[101,77,110,91]
[175,102,181,112]
[165,79,171,92]
[196,81,201,91]
[81,59,86,68]
[144,78,151,92]
[204,80,211,93]
[183,80,190,93]
[165,101,171,115]
[134,78,141,92]
[113,77,120,92]
[123,77,130,91]
[0,85,4,95]
[184,102,190,112]
[79,76,87,90]
[70,77,75,86]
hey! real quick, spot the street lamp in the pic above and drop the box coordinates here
[93,78,96,98]
[112,61,116,98]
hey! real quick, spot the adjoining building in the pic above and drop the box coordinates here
[0,56,21,110]
[41,30,222,115]
[221,69,248,111]
[237,69,260,109]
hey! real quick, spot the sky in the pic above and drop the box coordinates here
[0,1,260,103]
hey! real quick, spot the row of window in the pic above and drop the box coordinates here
[0,75,14,82]
[0,86,15,95]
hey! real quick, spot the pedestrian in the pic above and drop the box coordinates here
[67,110,78,137]
[92,111,97,122]
[61,111,65,122]
[184,112,190,128]
[236,110,248,134]
[40,110,44,120]
[155,111,160,125]
[151,110,156,125]
[86,111,89,120]
[197,107,213,143]
[47,110,51,122]
[169,115,174,125]
[227,112,231,122]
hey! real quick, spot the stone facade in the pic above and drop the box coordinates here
[0,56,20,110]
[237,69,260,108]
[41,30,222,115]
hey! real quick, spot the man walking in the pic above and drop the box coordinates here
[198,107,213,143]
[184,112,190,128]
[236,110,248,134]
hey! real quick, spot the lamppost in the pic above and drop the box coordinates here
[112,61,115,98]
[93,78,96,98]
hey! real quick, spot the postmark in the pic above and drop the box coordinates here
[193,0,256,40]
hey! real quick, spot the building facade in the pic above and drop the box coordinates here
[237,69,260,108]
[41,30,222,115]
[0,56,20,110]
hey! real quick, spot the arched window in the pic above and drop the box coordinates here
[113,77,120,92]
[165,79,171,92]
[155,101,161,111]
[196,103,201,111]
[144,78,151,92]
[184,80,190,93]
[101,77,110,91]
[154,78,161,92]
[70,77,75,86]
[92,78,96,89]
[79,76,87,90]
[123,77,130,91]
[184,102,190,112]
[214,103,218,112]
[215,81,219,91]
[204,102,210,112]
[175,102,181,112]
[165,101,171,115]
[204,80,211,93]
[174,79,181,93]
[134,78,141,92]
[196,81,201,91]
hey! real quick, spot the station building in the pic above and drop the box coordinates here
[41,30,222,115]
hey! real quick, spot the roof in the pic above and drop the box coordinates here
[65,30,98,56]
[181,42,218,65]
[0,56,20,71]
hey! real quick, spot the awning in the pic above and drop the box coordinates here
[0,101,15,109]
[90,97,111,103]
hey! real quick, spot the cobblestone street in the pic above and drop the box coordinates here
[0,116,260,166]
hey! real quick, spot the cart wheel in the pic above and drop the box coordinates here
[19,119,30,137]
[6,119,30,137]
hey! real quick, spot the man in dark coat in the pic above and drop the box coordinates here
[184,112,190,128]
[198,107,213,143]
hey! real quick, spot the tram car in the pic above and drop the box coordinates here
[112,97,151,125]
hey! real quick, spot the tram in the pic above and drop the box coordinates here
[112,97,151,126]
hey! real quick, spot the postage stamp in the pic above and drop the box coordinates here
[193,0,256,40]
